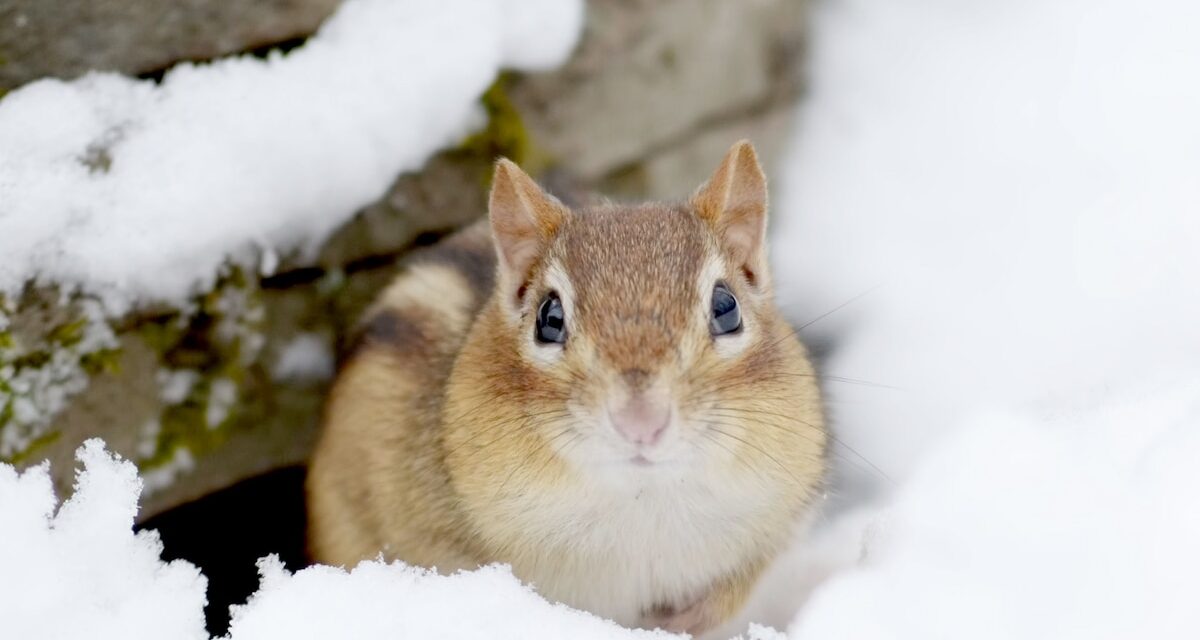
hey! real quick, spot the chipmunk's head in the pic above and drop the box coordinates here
[478,141,823,482]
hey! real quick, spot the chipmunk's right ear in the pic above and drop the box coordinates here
[488,158,569,303]
[691,140,770,289]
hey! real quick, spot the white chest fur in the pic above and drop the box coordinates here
[499,465,778,627]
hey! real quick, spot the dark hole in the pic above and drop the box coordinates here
[412,230,445,246]
[137,466,310,636]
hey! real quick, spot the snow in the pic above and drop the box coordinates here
[270,333,335,383]
[0,0,583,313]
[774,0,1200,495]
[0,440,682,640]
[4,0,1200,638]
[0,440,208,640]
[225,560,669,640]
[776,376,1200,639]
[759,0,1200,636]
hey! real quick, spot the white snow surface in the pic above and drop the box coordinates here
[0,441,209,640]
[226,560,671,640]
[762,0,1200,637]
[774,0,1200,490]
[0,440,691,640]
[0,0,582,312]
[785,376,1200,639]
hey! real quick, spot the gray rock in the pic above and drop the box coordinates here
[511,0,806,191]
[0,0,340,91]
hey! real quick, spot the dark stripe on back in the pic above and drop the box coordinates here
[341,220,496,364]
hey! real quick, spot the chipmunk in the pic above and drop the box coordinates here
[307,141,827,635]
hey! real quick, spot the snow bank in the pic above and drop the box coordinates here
[225,560,667,640]
[0,440,687,640]
[774,0,1200,496]
[789,375,1200,639]
[0,0,582,312]
[0,440,208,640]
[756,0,1200,636]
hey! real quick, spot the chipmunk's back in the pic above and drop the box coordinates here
[306,221,494,569]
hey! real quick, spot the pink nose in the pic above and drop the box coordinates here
[611,396,670,446]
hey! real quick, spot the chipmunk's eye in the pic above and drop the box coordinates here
[535,292,566,344]
[710,282,742,336]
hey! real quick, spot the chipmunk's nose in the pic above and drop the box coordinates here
[610,394,670,446]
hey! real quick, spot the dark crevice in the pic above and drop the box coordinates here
[138,466,310,637]
[259,227,458,290]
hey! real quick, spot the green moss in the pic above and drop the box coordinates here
[0,291,123,463]
[10,350,50,369]
[455,74,540,179]
[80,348,121,375]
[136,264,266,474]
[138,316,188,357]
[48,318,87,347]
[4,431,60,465]
[139,376,237,468]
[0,399,12,436]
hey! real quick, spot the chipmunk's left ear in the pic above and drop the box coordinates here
[691,140,769,287]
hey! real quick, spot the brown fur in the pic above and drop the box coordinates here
[307,141,828,636]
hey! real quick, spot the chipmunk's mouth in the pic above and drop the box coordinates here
[630,454,654,467]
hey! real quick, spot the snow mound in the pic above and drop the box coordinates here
[226,560,671,640]
[774,0,1200,495]
[0,440,208,640]
[0,0,583,312]
[756,0,1200,636]
[789,375,1200,639]
[0,440,688,640]
[6,389,1198,640]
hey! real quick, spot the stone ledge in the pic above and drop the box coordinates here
[0,0,340,91]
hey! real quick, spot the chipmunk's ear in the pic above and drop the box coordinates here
[691,140,769,287]
[488,158,569,303]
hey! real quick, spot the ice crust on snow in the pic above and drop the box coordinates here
[0,0,582,312]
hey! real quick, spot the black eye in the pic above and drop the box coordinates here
[535,292,567,344]
[710,282,742,336]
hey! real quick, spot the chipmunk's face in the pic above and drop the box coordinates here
[483,142,822,483]
[513,204,770,471]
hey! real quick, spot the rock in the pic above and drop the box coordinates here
[0,0,340,91]
[510,0,806,194]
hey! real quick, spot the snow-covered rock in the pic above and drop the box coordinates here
[0,0,583,312]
